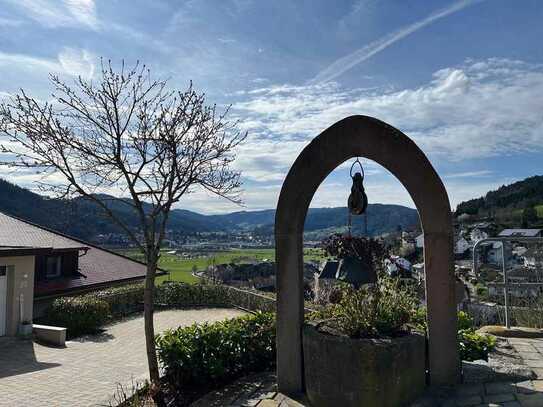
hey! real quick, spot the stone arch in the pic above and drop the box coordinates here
[275,115,459,394]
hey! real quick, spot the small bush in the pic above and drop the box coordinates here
[457,311,474,330]
[309,276,419,338]
[45,296,110,337]
[458,329,496,361]
[411,308,495,361]
[156,312,276,387]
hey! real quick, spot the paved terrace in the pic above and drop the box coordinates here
[193,338,543,407]
[0,308,245,407]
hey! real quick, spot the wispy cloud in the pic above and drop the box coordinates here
[6,0,100,30]
[0,51,60,72]
[58,47,96,79]
[0,47,96,78]
[64,0,99,30]
[310,0,484,84]
[444,170,493,179]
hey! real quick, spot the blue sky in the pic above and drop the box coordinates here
[0,0,542,214]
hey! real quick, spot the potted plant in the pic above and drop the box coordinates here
[304,275,425,407]
[321,234,386,287]
[19,320,33,336]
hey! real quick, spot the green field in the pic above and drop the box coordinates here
[118,247,325,284]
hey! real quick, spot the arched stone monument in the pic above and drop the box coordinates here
[275,115,460,394]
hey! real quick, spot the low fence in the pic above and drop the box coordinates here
[472,236,543,328]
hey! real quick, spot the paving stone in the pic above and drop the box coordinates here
[456,384,485,396]
[530,379,543,391]
[456,395,483,406]
[518,352,541,360]
[517,392,543,407]
[515,380,536,394]
[484,393,516,403]
[514,345,538,353]
[502,401,522,407]
[525,359,543,368]
[485,382,517,395]
[258,401,280,407]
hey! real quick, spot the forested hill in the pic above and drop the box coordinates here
[0,178,419,241]
[456,175,543,217]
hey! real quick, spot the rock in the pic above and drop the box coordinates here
[477,325,543,338]
[462,359,536,384]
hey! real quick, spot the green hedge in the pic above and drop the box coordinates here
[93,283,145,316]
[156,312,276,387]
[45,296,110,338]
[42,282,276,338]
[155,282,230,307]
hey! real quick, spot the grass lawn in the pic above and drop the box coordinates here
[117,247,325,284]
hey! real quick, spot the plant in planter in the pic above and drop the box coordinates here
[304,275,425,407]
[320,233,387,287]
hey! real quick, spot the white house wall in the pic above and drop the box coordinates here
[0,256,35,336]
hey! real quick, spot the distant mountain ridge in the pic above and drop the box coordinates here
[0,178,419,241]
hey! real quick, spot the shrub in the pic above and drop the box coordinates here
[458,329,496,361]
[411,308,495,361]
[155,282,230,307]
[156,312,276,387]
[94,284,145,316]
[45,295,110,337]
[457,310,474,330]
[309,275,419,338]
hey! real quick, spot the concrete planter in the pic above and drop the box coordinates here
[303,323,426,407]
[18,322,33,337]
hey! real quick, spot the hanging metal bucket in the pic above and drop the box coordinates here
[336,255,377,287]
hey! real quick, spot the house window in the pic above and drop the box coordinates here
[0,265,6,276]
[45,256,62,279]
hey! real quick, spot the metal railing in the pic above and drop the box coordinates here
[472,237,543,329]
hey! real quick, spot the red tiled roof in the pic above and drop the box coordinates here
[0,212,153,297]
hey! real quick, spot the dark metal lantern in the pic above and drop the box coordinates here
[348,158,368,216]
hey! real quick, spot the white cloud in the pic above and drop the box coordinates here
[236,59,543,163]
[64,0,99,30]
[0,48,95,79]
[6,0,99,30]
[0,51,61,72]
[443,170,492,179]
[58,47,96,79]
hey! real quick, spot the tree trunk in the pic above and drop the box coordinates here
[143,256,165,405]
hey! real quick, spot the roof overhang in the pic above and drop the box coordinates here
[0,246,54,258]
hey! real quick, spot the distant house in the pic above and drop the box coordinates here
[477,241,513,267]
[415,233,424,249]
[498,229,543,238]
[455,237,471,256]
[0,212,162,337]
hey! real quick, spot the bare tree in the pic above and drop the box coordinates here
[0,60,246,403]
